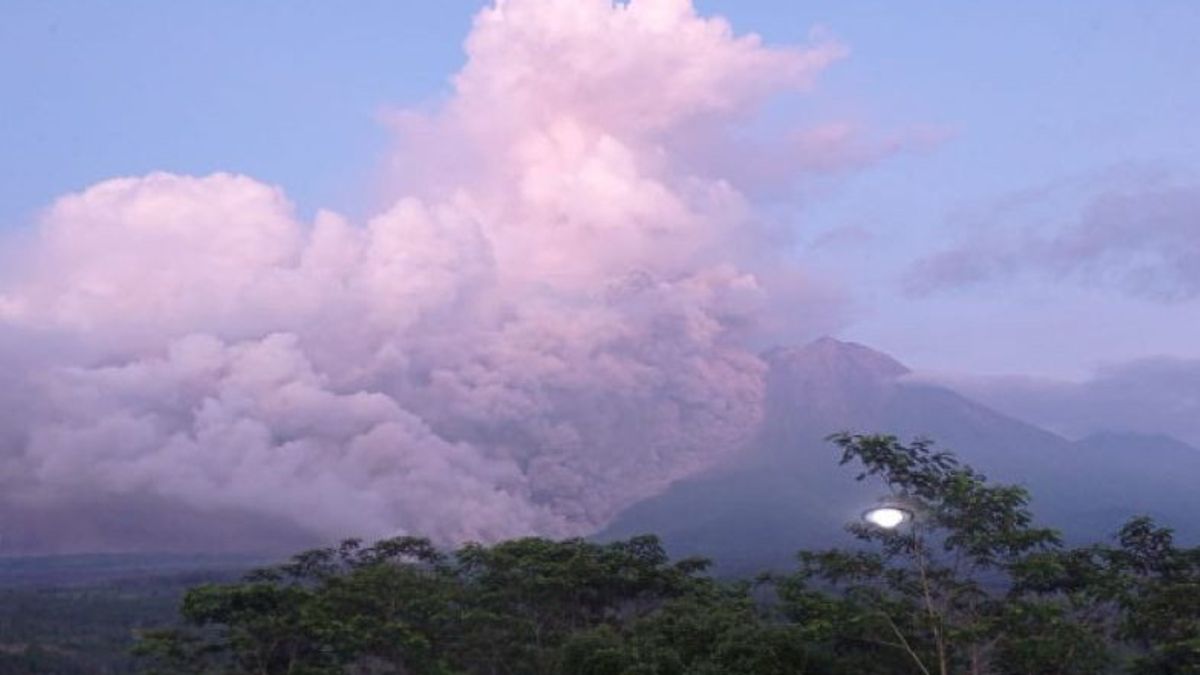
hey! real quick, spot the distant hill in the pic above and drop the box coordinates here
[600,338,1200,572]
[0,557,264,675]
[0,493,319,557]
[0,552,268,588]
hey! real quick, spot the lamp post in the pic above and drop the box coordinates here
[861,502,915,530]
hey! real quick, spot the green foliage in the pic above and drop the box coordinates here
[776,433,1199,675]
[136,534,822,675]
[131,433,1200,675]
[777,433,1077,675]
[559,586,831,675]
[1108,518,1200,674]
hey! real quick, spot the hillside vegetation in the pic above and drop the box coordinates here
[134,435,1200,675]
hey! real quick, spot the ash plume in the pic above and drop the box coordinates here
[0,0,868,552]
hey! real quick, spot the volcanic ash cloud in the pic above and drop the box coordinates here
[0,0,852,550]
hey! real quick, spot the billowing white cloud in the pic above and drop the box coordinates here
[21,333,555,542]
[0,0,864,552]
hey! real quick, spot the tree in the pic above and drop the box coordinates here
[775,433,1107,675]
[137,433,1200,674]
[1110,517,1200,673]
[137,536,461,675]
[136,534,753,675]
[446,535,709,674]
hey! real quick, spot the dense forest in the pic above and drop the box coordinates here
[0,563,252,674]
[4,434,1198,674]
[133,434,1200,675]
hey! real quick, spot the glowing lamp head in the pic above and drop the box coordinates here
[863,506,910,529]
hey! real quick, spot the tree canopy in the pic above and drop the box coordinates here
[137,434,1200,675]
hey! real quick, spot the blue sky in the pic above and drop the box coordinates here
[3,0,1198,378]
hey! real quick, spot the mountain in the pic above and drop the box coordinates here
[600,338,1200,572]
[0,552,263,588]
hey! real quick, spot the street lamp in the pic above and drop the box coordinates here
[862,504,913,530]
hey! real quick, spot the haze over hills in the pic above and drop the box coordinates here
[2,0,1197,577]
[2,337,1195,673]
[0,4,1197,670]
[601,337,1200,570]
[4,336,1194,572]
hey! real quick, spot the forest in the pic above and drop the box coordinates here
[123,434,1199,675]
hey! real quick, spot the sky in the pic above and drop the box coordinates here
[0,0,1197,552]
[4,0,1197,379]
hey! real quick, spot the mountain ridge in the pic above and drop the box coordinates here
[600,337,1200,571]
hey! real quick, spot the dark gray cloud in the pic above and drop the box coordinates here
[907,183,1200,301]
[939,357,1200,448]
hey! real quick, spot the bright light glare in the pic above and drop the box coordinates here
[863,507,908,529]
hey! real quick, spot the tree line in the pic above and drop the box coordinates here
[136,434,1200,674]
